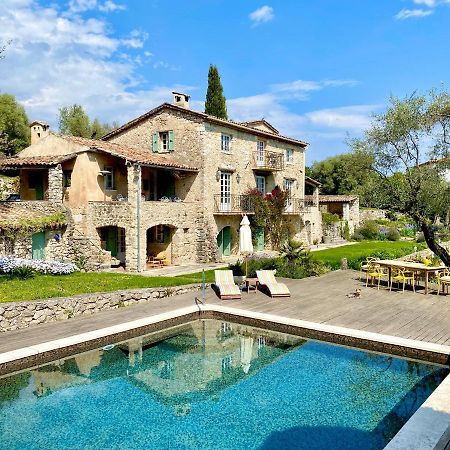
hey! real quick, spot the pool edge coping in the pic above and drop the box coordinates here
[1,302,450,450]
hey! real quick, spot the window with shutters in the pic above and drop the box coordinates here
[152,130,175,152]
[160,132,169,150]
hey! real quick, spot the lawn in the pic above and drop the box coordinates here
[0,270,216,303]
[312,240,426,269]
[0,241,427,303]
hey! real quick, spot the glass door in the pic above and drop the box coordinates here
[256,141,265,166]
[220,172,231,212]
[283,179,294,212]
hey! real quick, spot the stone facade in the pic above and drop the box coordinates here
[360,208,386,223]
[0,284,206,332]
[107,104,321,259]
[1,99,325,271]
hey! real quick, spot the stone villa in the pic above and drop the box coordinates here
[0,93,349,271]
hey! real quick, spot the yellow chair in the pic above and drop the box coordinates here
[390,268,415,293]
[360,257,379,281]
[366,264,388,290]
[436,269,450,295]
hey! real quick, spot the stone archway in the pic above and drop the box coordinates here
[97,226,126,266]
[146,224,177,265]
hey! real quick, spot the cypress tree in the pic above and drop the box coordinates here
[205,65,228,119]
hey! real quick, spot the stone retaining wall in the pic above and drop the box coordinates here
[0,283,207,333]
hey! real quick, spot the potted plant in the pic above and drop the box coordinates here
[229,260,246,284]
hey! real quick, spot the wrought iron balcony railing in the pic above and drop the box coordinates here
[283,197,315,214]
[213,195,315,214]
[252,150,284,171]
[213,194,254,214]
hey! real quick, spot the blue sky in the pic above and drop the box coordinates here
[1,0,450,163]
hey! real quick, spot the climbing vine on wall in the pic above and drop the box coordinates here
[0,211,66,239]
[244,187,291,250]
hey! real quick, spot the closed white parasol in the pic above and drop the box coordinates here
[239,215,253,277]
[240,336,254,374]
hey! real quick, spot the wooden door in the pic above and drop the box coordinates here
[255,227,265,251]
[32,232,46,260]
[105,227,118,257]
[217,226,231,256]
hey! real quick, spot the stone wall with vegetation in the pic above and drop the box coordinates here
[0,175,19,200]
[0,283,206,332]
[360,208,386,223]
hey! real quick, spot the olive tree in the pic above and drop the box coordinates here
[352,89,450,265]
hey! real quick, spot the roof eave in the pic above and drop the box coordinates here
[102,103,309,148]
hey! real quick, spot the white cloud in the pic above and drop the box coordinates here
[413,0,436,5]
[304,105,378,131]
[0,0,187,128]
[226,81,377,147]
[68,0,125,13]
[249,6,274,26]
[272,79,358,95]
[98,0,126,12]
[395,8,434,19]
[395,0,450,19]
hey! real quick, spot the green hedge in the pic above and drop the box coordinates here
[311,241,426,270]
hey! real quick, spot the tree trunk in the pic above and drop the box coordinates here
[420,222,450,266]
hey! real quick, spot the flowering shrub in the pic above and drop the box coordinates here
[0,256,77,275]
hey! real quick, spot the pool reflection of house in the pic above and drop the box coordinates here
[26,320,305,413]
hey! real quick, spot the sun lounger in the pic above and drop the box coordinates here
[214,270,241,299]
[256,270,290,298]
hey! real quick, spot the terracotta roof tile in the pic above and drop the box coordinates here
[60,135,199,171]
[305,194,358,203]
[305,176,322,186]
[0,154,75,168]
[0,135,198,172]
[102,103,308,147]
[239,119,279,134]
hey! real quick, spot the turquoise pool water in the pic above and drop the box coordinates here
[0,320,447,450]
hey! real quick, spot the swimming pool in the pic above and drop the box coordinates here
[0,319,448,449]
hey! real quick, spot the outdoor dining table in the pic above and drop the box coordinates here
[376,260,446,294]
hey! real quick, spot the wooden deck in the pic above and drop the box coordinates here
[2,270,450,355]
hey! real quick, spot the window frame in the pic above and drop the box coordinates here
[104,166,115,191]
[63,170,72,188]
[159,132,169,151]
[221,134,231,153]
[283,178,295,192]
[155,225,164,243]
[285,149,294,165]
[255,175,266,194]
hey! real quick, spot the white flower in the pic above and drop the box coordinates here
[0,257,77,275]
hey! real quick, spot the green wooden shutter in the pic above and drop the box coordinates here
[168,130,175,151]
[152,133,158,152]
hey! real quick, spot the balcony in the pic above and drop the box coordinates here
[252,150,284,172]
[213,195,314,215]
[283,197,315,214]
[213,195,254,215]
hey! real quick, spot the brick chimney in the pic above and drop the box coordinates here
[30,121,50,145]
[172,92,190,109]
